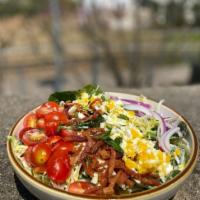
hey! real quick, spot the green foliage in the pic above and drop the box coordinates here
[97,132,123,153]
[48,84,103,103]
[79,84,104,97]
[48,91,78,103]
[75,115,105,130]
[166,170,181,181]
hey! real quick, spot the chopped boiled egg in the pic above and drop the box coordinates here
[123,137,172,177]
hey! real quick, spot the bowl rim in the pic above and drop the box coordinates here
[7,92,199,199]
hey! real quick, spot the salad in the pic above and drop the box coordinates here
[9,84,190,196]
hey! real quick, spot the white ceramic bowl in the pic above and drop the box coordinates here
[7,92,199,200]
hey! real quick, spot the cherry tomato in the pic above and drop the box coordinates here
[68,181,95,194]
[19,127,33,139]
[24,146,35,167]
[23,113,37,128]
[45,101,59,109]
[60,129,77,137]
[44,121,59,136]
[32,143,51,166]
[46,136,62,147]
[52,141,74,153]
[21,128,48,146]
[44,111,68,124]
[47,155,71,183]
[36,102,59,118]
[37,118,45,129]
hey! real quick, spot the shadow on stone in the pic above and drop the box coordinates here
[14,173,39,200]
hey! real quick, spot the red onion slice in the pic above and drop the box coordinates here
[152,111,167,138]
[123,104,152,116]
[111,96,151,109]
[159,127,180,152]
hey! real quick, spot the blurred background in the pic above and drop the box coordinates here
[1,0,200,96]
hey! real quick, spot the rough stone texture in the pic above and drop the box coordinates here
[0,85,200,200]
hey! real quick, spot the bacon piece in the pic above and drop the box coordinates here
[82,161,94,177]
[98,149,110,160]
[90,157,98,169]
[79,135,96,162]
[114,160,160,186]
[84,186,103,195]
[125,179,135,188]
[87,128,105,136]
[108,149,116,178]
[98,169,108,187]
[70,145,84,166]
[63,135,87,142]
[90,140,104,154]
[116,171,128,185]
[103,171,123,195]
[140,177,160,186]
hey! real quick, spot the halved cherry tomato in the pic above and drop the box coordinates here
[19,127,33,140]
[44,111,68,124]
[37,118,45,129]
[36,102,59,118]
[47,155,71,183]
[23,113,37,128]
[60,129,77,137]
[52,141,74,153]
[68,181,95,194]
[46,136,62,147]
[24,146,35,167]
[32,143,51,166]
[21,128,48,146]
[44,121,59,136]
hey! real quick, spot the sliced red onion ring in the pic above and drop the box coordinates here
[123,105,167,137]
[152,111,167,138]
[159,127,180,152]
[123,104,152,116]
[111,96,151,108]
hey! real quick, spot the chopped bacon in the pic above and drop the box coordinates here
[90,157,98,169]
[79,135,96,162]
[98,149,110,160]
[125,179,135,188]
[66,111,101,127]
[90,140,104,154]
[108,149,116,178]
[87,128,105,136]
[98,169,108,187]
[103,171,123,195]
[140,177,160,186]
[84,186,103,194]
[82,161,94,177]
[70,145,84,166]
[63,135,87,142]
[114,159,160,186]
[116,171,128,185]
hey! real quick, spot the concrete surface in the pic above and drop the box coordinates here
[0,85,199,200]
